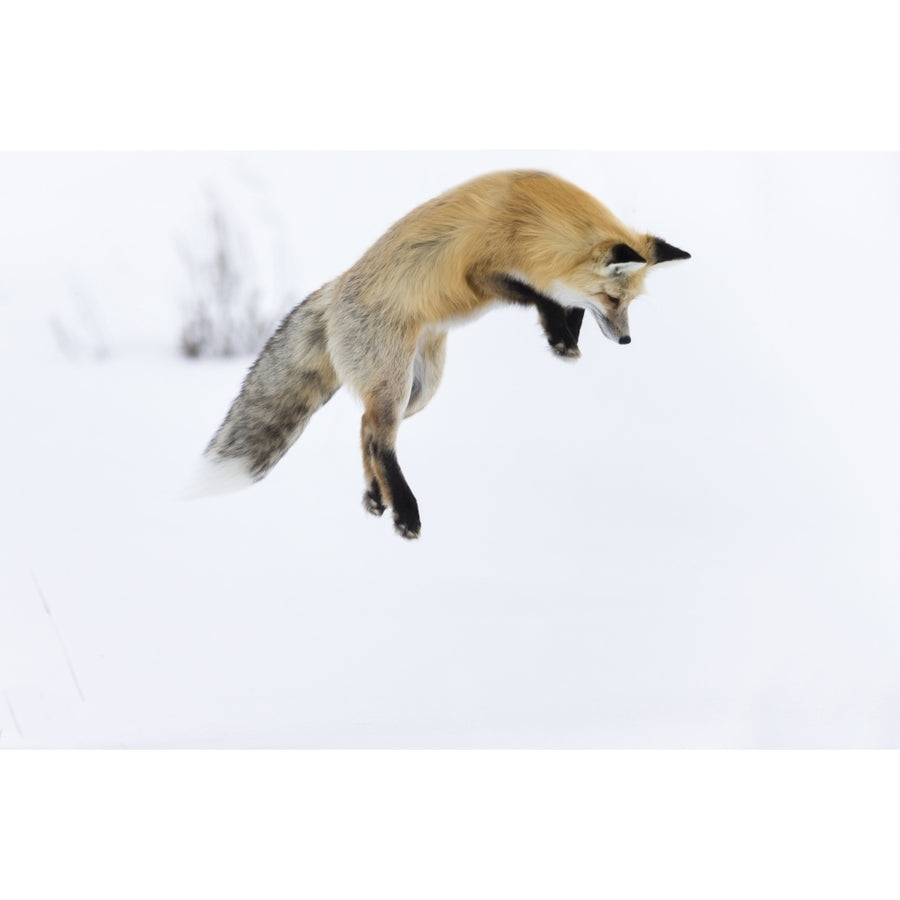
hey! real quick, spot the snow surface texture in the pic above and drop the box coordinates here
[1,152,899,748]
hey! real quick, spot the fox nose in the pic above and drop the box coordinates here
[618,336,631,345]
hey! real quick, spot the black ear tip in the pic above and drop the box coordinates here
[652,237,691,263]
[610,243,647,265]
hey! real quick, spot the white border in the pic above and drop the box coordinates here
[3,1,898,149]
[3,751,900,898]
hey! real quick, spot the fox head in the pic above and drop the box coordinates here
[549,236,691,344]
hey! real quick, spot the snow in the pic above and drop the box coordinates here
[1,151,899,748]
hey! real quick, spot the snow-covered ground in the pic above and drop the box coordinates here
[1,151,898,747]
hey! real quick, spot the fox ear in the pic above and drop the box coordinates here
[600,243,647,277]
[651,237,691,264]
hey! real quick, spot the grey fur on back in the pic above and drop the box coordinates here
[204,285,341,480]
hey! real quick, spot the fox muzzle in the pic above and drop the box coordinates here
[590,307,630,345]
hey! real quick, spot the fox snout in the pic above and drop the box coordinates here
[591,308,630,345]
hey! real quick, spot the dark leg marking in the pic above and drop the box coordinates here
[494,274,581,358]
[565,307,585,344]
[361,422,386,516]
[537,298,581,358]
[363,477,386,517]
[376,444,421,539]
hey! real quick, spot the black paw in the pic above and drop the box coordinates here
[393,514,421,540]
[363,480,386,517]
[391,496,421,539]
[550,338,581,359]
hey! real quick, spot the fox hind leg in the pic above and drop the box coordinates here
[361,418,387,517]
[360,331,445,537]
[361,400,421,539]
[404,330,446,419]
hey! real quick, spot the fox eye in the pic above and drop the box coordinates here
[607,295,621,308]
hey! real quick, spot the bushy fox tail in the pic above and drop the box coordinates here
[187,285,341,497]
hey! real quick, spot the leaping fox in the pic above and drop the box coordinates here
[194,170,690,538]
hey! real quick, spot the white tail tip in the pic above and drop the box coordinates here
[181,454,255,500]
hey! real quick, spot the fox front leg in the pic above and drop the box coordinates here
[491,274,583,358]
[535,297,584,358]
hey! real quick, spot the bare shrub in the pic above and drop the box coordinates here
[177,195,290,359]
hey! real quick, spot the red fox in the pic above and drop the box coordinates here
[195,170,690,538]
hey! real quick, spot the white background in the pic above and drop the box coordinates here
[2,150,898,749]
